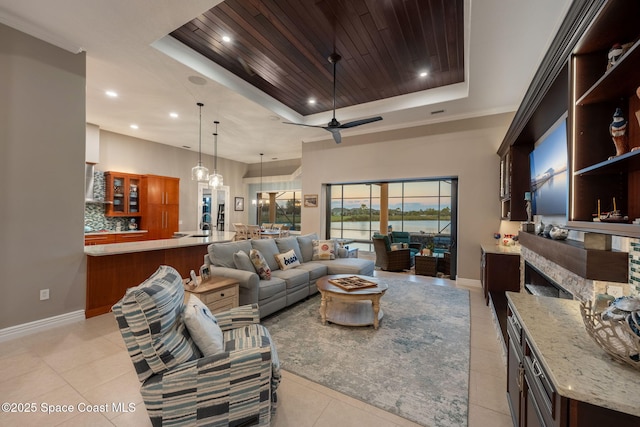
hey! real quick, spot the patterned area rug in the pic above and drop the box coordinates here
[263,277,470,427]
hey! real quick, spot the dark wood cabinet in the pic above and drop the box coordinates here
[507,296,640,427]
[499,145,531,221]
[569,0,640,236]
[480,247,520,305]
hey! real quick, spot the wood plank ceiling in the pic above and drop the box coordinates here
[170,0,464,117]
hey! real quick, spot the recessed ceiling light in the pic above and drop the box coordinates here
[169,112,179,118]
[419,71,428,78]
[222,35,231,42]
[105,90,118,97]
[308,98,316,104]
[130,124,139,129]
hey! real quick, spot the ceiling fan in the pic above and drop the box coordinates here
[284,53,382,144]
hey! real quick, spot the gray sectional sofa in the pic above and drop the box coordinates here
[204,233,375,318]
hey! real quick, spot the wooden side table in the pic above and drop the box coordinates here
[184,276,240,314]
[414,255,438,276]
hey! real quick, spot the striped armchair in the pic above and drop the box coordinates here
[112,265,280,426]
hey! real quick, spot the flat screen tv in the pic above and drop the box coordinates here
[529,114,568,216]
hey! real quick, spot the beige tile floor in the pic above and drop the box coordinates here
[0,265,513,427]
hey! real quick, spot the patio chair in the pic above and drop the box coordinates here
[390,231,421,257]
[372,234,412,271]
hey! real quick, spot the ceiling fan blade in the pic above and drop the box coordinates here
[282,121,326,129]
[338,116,383,129]
[327,128,342,144]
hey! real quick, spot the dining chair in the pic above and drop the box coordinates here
[233,223,248,240]
[247,224,262,239]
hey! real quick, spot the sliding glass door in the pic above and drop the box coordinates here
[328,178,457,277]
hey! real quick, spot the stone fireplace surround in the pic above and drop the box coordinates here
[518,232,632,303]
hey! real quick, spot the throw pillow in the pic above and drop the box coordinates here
[275,249,301,270]
[182,293,224,357]
[312,239,336,260]
[233,250,256,273]
[250,249,271,280]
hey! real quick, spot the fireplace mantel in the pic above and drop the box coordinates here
[518,232,627,283]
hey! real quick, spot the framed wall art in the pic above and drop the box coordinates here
[234,197,244,211]
[303,194,318,208]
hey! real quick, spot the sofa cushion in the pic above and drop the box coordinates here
[271,268,309,290]
[208,240,252,268]
[296,233,318,263]
[275,236,303,263]
[296,262,328,280]
[251,238,281,271]
[312,239,336,260]
[250,249,271,280]
[320,258,375,276]
[275,249,301,270]
[117,265,200,380]
[258,277,286,300]
[182,293,224,357]
[233,250,256,273]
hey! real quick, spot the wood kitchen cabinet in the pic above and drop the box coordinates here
[84,234,116,245]
[104,172,141,217]
[141,175,180,240]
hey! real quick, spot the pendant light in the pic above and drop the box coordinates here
[259,153,264,208]
[191,102,209,181]
[209,120,223,188]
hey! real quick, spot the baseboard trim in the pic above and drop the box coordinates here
[0,310,85,343]
[455,277,481,288]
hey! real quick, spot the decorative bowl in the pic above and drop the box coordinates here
[580,299,640,370]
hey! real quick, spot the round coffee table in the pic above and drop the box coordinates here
[316,274,388,329]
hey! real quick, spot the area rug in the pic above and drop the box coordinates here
[263,277,470,427]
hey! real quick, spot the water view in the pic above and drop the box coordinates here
[330,220,450,240]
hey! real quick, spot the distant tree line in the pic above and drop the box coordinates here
[331,206,451,222]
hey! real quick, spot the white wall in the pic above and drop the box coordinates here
[97,130,251,230]
[0,23,86,328]
[301,113,514,281]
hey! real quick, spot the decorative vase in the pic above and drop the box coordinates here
[610,107,628,157]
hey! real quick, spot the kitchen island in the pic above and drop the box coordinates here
[85,231,235,318]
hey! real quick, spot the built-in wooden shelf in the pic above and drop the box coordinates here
[518,231,627,283]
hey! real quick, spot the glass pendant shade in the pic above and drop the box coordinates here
[191,102,209,182]
[209,120,223,188]
[209,171,223,188]
[192,164,209,181]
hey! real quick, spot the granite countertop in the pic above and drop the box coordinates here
[84,231,235,256]
[481,243,520,255]
[506,291,640,417]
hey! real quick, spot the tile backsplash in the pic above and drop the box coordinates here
[84,171,138,232]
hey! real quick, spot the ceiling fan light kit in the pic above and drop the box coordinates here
[191,102,210,181]
[284,53,382,144]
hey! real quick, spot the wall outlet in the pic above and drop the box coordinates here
[39,289,50,301]
[607,285,623,298]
